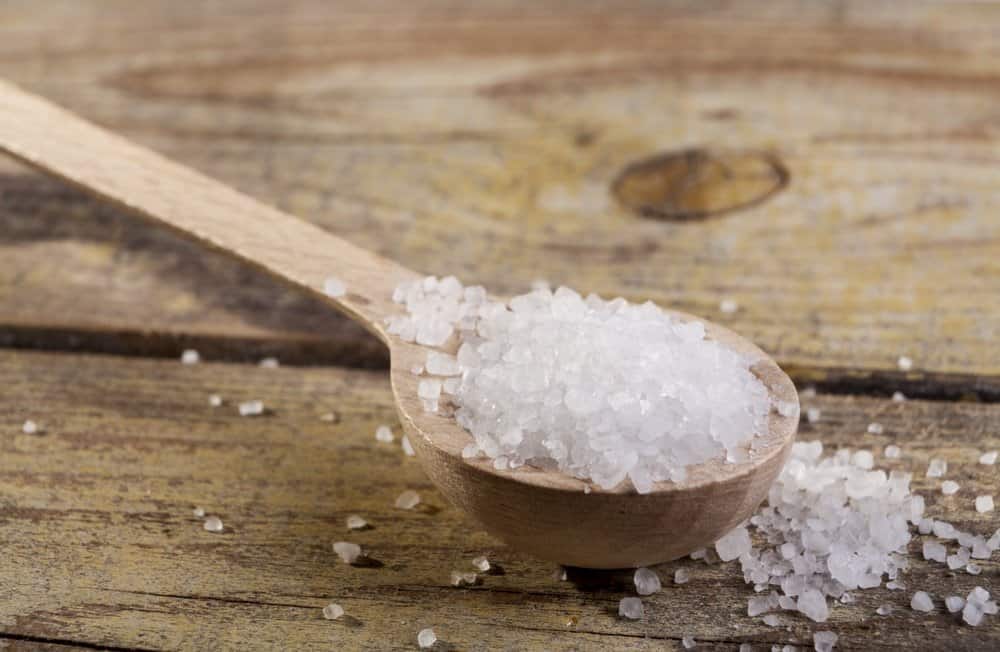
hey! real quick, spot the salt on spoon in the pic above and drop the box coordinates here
[0,84,798,569]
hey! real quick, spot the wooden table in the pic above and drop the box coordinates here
[1,1,998,649]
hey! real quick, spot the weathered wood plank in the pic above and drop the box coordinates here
[1,350,997,650]
[0,1,1000,389]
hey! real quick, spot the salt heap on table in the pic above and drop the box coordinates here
[388,277,771,492]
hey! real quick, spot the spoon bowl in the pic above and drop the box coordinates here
[0,79,798,570]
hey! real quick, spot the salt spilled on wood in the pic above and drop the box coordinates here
[333,541,363,564]
[375,425,394,443]
[346,515,368,530]
[633,567,661,595]
[387,276,771,492]
[238,400,264,417]
[417,628,437,648]
[618,597,643,620]
[208,394,223,407]
[203,516,223,533]
[324,277,346,298]
[181,349,200,364]
[322,603,344,620]
[401,434,416,456]
[21,420,39,435]
[395,490,421,510]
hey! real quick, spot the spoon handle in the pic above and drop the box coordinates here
[0,79,418,340]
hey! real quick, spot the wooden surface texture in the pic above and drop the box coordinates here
[1,1,999,650]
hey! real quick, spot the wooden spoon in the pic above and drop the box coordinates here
[0,80,798,569]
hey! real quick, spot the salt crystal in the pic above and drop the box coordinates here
[203,516,223,533]
[797,589,829,622]
[690,548,707,560]
[800,386,817,398]
[333,541,362,564]
[922,541,947,563]
[941,481,960,496]
[891,391,906,402]
[21,420,38,435]
[258,357,279,368]
[320,411,339,423]
[963,601,984,626]
[682,635,697,649]
[472,556,490,572]
[323,277,346,298]
[395,490,421,510]
[884,445,901,459]
[208,394,223,407]
[852,450,874,470]
[761,614,780,627]
[674,568,690,585]
[966,563,982,575]
[932,520,957,540]
[346,515,367,530]
[975,495,994,513]
[910,591,933,612]
[418,379,441,401]
[886,581,905,591]
[945,596,965,613]
[618,597,643,620]
[450,571,477,586]
[633,567,661,595]
[947,548,970,570]
[375,425,394,443]
[322,603,344,620]
[720,298,738,314]
[401,435,416,456]
[925,458,947,478]
[715,526,751,562]
[192,506,205,518]
[776,401,799,418]
[866,422,884,435]
[181,349,200,364]
[876,604,892,616]
[806,408,821,424]
[980,451,998,465]
[417,628,437,648]
[238,400,264,417]
[988,528,1000,551]
[411,364,424,375]
[897,356,912,371]
[813,631,837,652]
[426,351,460,376]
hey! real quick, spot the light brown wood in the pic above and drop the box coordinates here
[1,349,997,651]
[0,80,798,568]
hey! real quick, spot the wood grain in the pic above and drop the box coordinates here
[1,349,998,651]
[0,1,999,391]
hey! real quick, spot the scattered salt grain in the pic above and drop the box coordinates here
[258,357,279,368]
[876,604,892,616]
[941,481,960,496]
[208,394,223,407]
[634,567,661,595]
[851,449,874,469]
[945,596,965,613]
[922,540,947,563]
[866,422,884,435]
[715,525,752,562]
[925,458,947,478]
[333,541,362,564]
[806,407,821,424]
[884,445,901,458]
[346,515,367,530]
[897,356,913,371]
[417,627,437,648]
[761,614,780,627]
[886,580,905,591]
[690,548,707,560]
[238,400,264,417]
[181,349,200,364]
[682,635,697,649]
[892,391,906,402]
[472,556,490,572]
[947,548,970,570]
[975,495,994,513]
[401,434,416,456]
[21,420,38,435]
[674,568,690,585]
[395,490,421,510]
[375,425,394,443]
[800,386,817,398]
[966,563,982,575]
[426,351,460,376]
[720,298,738,314]
[322,603,344,620]
[618,597,643,620]
[203,516,223,533]
[320,411,339,423]
[813,631,837,652]
[450,571,477,586]
[192,506,205,518]
[980,451,998,465]
[796,589,829,623]
[323,277,346,298]
[911,591,933,612]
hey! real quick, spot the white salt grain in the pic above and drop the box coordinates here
[417,627,437,648]
[966,563,982,575]
[203,516,223,533]
[911,591,933,612]
[674,568,690,585]
[922,541,947,563]
[715,525,751,562]
[682,635,697,649]
[395,490,421,510]
[925,458,947,478]
[322,603,344,620]
[21,420,38,435]
[324,277,346,298]
[633,567,661,595]
[618,597,643,620]
[192,506,205,518]
[258,357,279,368]
[375,425,394,443]
[892,391,906,402]
[975,495,994,513]
[813,631,837,652]
[806,407,821,424]
[876,604,892,616]
[897,356,913,371]
[979,451,998,465]
[401,435,416,456]
[866,422,884,435]
[884,445,901,458]
[333,541,362,564]
[472,556,490,572]
[320,411,339,423]
[761,614,780,627]
[796,589,829,622]
[945,596,965,613]
[720,298,738,314]
[450,571,477,586]
[238,400,264,417]
[208,394,223,407]
[941,481,960,496]
[181,349,200,364]
[426,351,460,376]
[346,515,367,530]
